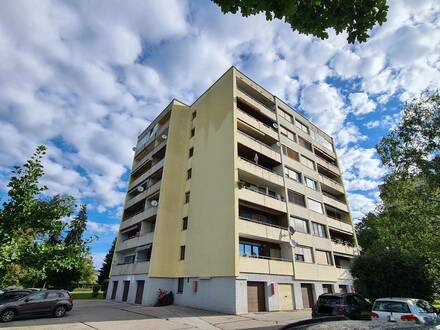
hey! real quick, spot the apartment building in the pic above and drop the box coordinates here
[106,67,358,314]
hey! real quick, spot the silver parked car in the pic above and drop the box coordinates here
[370,297,439,325]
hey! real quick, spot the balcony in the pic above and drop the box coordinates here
[115,231,155,252]
[237,131,281,163]
[125,180,161,209]
[120,207,157,230]
[129,158,165,191]
[237,109,278,141]
[319,174,344,193]
[332,241,356,255]
[294,262,341,281]
[236,89,276,121]
[135,120,169,156]
[110,261,150,276]
[327,217,354,233]
[237,157,284,186]
[239,256,293,276]
[239,218,289,243]
[238,186,287,213]
[315,155,340,175]
[322,194,349,213]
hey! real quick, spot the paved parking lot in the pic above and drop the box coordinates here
[0,300,312,330]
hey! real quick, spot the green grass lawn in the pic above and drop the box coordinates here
[70,291,104,300]
[434,300,440,308]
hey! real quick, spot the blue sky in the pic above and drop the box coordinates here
[0,0,439,269]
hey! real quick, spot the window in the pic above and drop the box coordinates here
[295,246,313,263]
[312,222,327,238]
[292,216,309,234]
[192,111,197,120]
[295,119,309,134]
[188,147,194,158]
[177,278,184,293]
[300,155,315,170]
[182,217,188,230]
[28,292,47,301]
[124,255,135,264]
[322,284,334,294]
[190,128,195,137]
[184,192,190,204]
[279,109,293,123]
[239,242,261,257]
[187,168,192,180]
[285,167,301,182]
[373,301,411,313]
[315,250,333,265]
[325,205,342,220]
[282,145,300,161]
[298,136,313,151]
[308,198,323,214]
[288,190,306,207]
[180,246,186,260]
[47,292,61,299]
[305,177,318,190]
[280,126,295,141]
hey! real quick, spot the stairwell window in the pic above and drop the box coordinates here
[187,168,192,180]
[190,128,195,137]
[182,217,188,230]
[184,192,190,204]
[192,111,197,120]
[180,246,186,260]
[189,147,194,158]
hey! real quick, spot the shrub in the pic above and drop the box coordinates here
[91,284,101,298]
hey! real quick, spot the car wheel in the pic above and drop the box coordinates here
[1,309,16,323]
[53,305,67,318]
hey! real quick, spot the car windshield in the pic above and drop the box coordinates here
[0,292,30,302]
[415,300,435,313]
[318,296,343,305]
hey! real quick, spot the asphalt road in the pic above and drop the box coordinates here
[0,299,312,330]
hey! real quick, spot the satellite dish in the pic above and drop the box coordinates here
[132,146,137,152]
[161,134,168,140]
[272,123,278,129]
[137,186,144,193]
[150,200,158,207]
[289,239,297,247]
[276,142,281,146]
[288,226,296,235]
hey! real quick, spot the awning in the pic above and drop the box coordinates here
[120,223,140,234]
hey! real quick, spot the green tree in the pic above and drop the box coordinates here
[211,0,389,43]
[353,90,440,300]
[0,145,88,287]
[98,238,116,295]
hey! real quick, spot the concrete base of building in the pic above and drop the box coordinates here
[107,274,353,315]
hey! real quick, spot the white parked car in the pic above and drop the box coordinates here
[370,297,439,325]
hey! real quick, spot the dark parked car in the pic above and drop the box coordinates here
[312,293,372,320]
[0,290,73,322]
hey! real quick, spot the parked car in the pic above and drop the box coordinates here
[312,293,372,320]
[370,297,439,325]
[0,290,73,322]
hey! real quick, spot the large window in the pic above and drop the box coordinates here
[279,109,293,123]
[295,246,313,263]
[300,155,315,170]
[285,167,301,182]
[292,216,309,234]
[288,190,306,207]
[295,119,309,134]
[280,126,295,141]
[305,177,318,190]
[312,222,327,238]
[308,198,323,214]
[315,250,333,265]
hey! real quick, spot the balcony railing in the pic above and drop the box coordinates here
[239,184,285,202]
[237,109,277,132]
[239,216,287,230]
[237,87,275,113]
[322,191,346,204]
[240,254,291,262]
[239,157,282,176]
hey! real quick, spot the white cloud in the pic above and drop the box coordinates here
[92,252,107,270]
[349,92,376,115]
[87,221,119,234]
[348,193,378,220]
